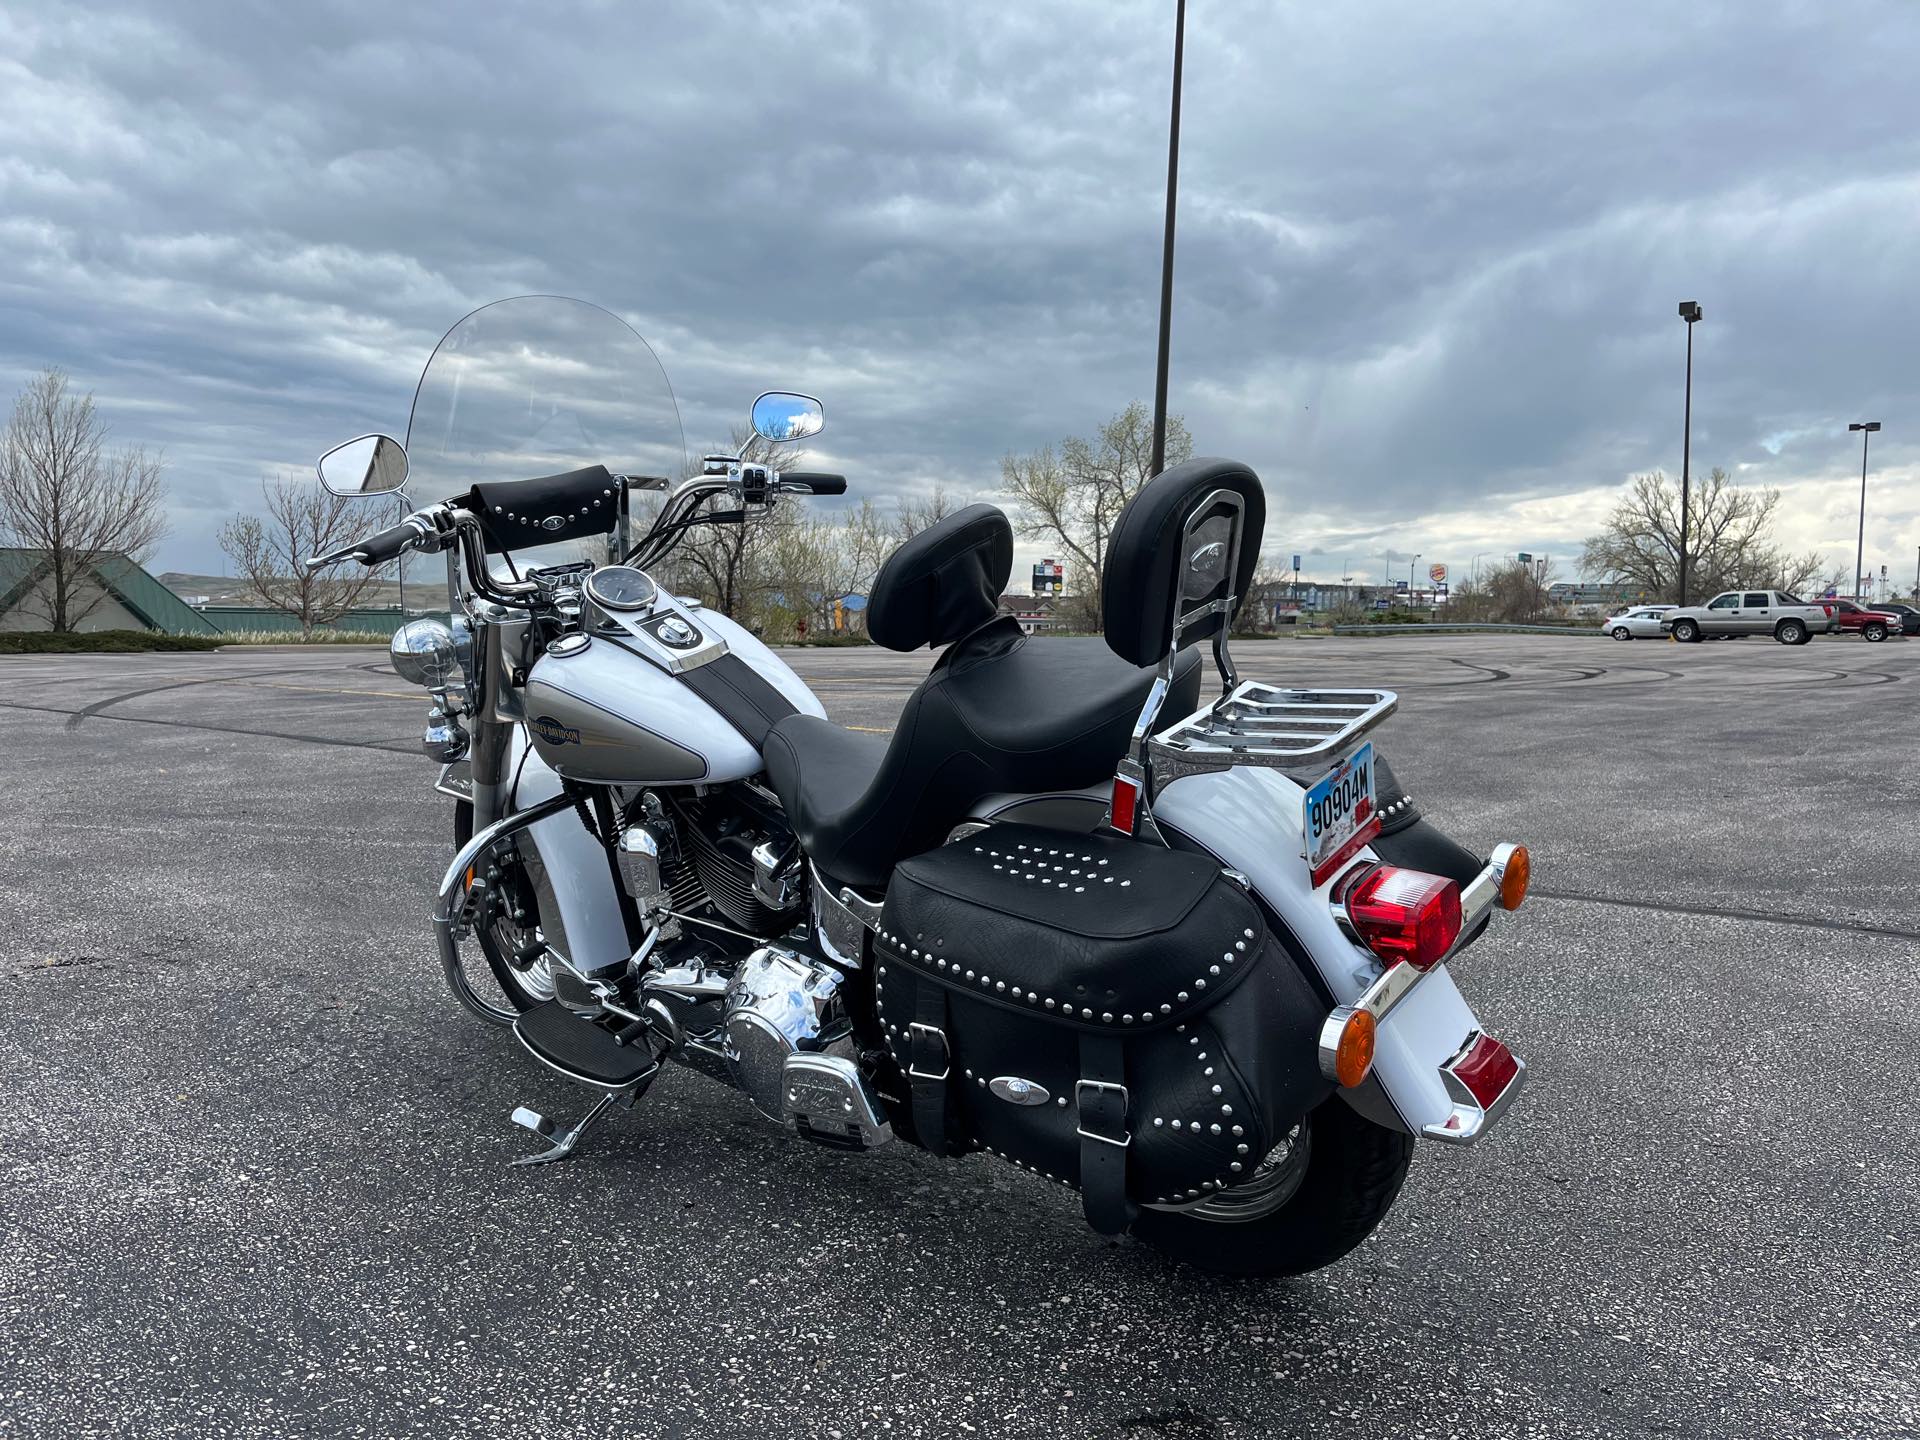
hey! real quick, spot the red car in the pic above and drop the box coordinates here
[1820,598,1903,642]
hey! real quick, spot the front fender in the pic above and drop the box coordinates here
[505,728,632,976]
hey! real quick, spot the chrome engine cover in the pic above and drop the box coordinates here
[722,947,843,1121]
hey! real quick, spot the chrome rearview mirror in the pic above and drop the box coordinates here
[317,433,409,497]
[750,392,823,443]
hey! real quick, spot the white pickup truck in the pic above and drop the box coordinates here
[1659,590,1835,645]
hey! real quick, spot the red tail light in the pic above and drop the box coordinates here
[1449,1033,1520,1107]
[1344,866,1463,970]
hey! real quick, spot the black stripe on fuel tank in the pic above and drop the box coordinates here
[678,654,800,747]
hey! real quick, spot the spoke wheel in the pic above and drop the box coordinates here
[1130,1098,1413,1277]
[1174,1121,1313,1223]
[453,802,561,1023]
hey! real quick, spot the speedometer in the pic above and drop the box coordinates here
[584,565,658,612]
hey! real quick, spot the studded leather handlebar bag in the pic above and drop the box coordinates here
[874,824,1331,1234]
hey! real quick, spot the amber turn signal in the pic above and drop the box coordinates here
[1334,1009,1376,1088]
[1499,845,1531,911]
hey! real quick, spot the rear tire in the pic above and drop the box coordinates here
[1130,1098,1413,1277]
[1611,626,1631,641]
[1672,618,1701,643]
[1775,619,1807,645]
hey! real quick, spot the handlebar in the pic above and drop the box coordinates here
[778,471,847,496]
[306,514,435,571]
[353,518,428,564]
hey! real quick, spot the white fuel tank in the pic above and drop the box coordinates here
[520,607,825,786]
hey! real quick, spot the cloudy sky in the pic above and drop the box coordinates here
[4,0,1917,592]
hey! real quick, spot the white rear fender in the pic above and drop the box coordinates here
[1151,765,1510,1140]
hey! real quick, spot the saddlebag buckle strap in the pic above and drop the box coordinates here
[1076,1034,1137,1235]
[907,1022,951,1082]
[1074,1080,1132,1149]
[908,986,958,1157]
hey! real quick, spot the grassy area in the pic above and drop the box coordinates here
[215,629,395,645]
[0,629,228,654]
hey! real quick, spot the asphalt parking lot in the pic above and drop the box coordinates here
[2,631,1916,1439]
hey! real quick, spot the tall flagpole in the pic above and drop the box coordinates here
[1149,0,1186,478]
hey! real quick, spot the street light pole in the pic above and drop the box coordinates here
[1848,421,1881,599]
[1677,301,1702,606]
[394,493,409,618]
[1149,0,1186,479]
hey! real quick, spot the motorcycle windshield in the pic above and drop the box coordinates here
[406,295,687,573]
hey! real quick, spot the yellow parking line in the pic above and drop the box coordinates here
[235,680,422,700]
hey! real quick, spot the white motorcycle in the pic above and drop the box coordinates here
[311,295,1531,1276]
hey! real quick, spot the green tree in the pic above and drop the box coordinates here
[1000,401,1192,628]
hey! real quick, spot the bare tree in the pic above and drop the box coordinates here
[0,368,169,631]
[1483,556,1558,622]
[1581,469,1826,600]
[1001,402,1192,628]
[663,428,814,622]
[753,498,893,641]
[897,483,958,541]
[219,473,389,639]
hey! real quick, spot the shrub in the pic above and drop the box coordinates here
[215,629,395,645]
[0,629,227,654]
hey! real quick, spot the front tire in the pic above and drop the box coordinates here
[1865,622,1888,642]
[1672,618,1701,643]
[1130,1098,1413,1277]
[453,800,559,1015]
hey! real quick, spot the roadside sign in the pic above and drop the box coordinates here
[1292,553,1302,572]
[1394,580,1408,594]
[1517,552,1532,564]
[1428,563,1448,584]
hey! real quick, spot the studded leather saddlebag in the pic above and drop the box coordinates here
[873,824,1332,1234]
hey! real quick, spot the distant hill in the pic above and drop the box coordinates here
[158,572,413,608]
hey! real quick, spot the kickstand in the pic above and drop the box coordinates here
[508,1084,641,1167]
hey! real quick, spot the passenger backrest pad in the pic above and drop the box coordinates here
[1101,458,1266,668]
[866,504,1013,652]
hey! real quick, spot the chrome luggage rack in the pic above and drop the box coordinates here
[1108,479,1398,839]
[1148,682,1398,791]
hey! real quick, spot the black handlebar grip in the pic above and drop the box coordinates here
[352,519,421,564]
[784,472,847,496]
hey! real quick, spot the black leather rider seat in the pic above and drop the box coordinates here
[764,504,1201,891]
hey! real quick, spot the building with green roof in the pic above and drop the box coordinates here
[0,549,221,635]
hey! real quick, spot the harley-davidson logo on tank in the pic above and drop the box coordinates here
[530,715,581,746]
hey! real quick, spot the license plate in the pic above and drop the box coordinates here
[1304,741,1379,887]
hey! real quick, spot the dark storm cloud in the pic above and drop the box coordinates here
[2,0,1917,582]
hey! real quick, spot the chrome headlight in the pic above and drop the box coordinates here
[390,618,461,688]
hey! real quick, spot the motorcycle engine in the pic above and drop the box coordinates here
[667,790,804,936]
[723,947,848,1121]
